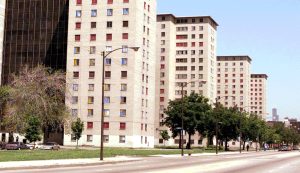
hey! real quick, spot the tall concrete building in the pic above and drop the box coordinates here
[216,56,252,111]
[155,14,218,146]
[0,0,5,84]
[250,74,268,119]
[65,0,157,148]
[1,0,69,84]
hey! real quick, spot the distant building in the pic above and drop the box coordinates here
[272,108,279,121]
[250,74,268,119]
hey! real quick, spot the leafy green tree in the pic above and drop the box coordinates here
[25,115,42,148]
[71,118,84,148]
[164,92,212,149]
[160,130,170,146]
[0,86,11,130]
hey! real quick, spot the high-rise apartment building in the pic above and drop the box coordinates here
[0,0,5,84]
[155,14,218,146]
[250,74,268,119]
[65,0,157,148]
[216,56,252,110]
[1,0,69,84]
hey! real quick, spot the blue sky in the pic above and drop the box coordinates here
[157,0,300,120]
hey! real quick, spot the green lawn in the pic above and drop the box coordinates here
[0,148,212,162]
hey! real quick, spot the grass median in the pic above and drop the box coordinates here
[0,148,214,162]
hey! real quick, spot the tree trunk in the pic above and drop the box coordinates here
[243,141,246,150]
[187,133,191,149]
[76,139,78,149]
[225,139,228,151]
[179,133,182,149]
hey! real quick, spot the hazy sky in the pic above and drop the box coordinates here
[157,0,300,120]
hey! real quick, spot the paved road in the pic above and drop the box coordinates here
[2,151,300,173]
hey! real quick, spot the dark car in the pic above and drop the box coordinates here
[41,142,60,150]
[279,145,292,151]
[5,142,30,150]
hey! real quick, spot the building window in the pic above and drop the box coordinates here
[89,59,95,66]
[105,71,111,78]
[120,96,127,104]
[121,71,127,78]
[123,0,129,3]
[119,135,126,143]
[88,84,94,91]
[92,0,97,5]
[89,71,95,79]
[73,72,79,79]
[74,47,80,54]
[72,96,78,104]
[104,135,109,143]
[90,46,96,54]
[104,97,110,104]
[107,9,113,16]
[91,9,97,17]
[122,45,128,53]
[71,109,78,117]
[87,122,93,129]
[87,135,93,142]
[120,109,126,117]
[88,96,94,104]
[104,84,110,91]
[104,122,109,129]
[77,0,82,5]
[76,10,81,17]
[73,84,79,91]
[75,22,81,29]
[121,84,127,91]
[123,8,129,15]
[75,35,80,42]
[123,21,129,27]
[106,34,112,41]
[73,59,79,66]
[104,109,110,117]
[90,34,96,41]
[121,58,127,65]
[91,22,97,28]
[122,33,128,40]
[105,58,111,65]
[120,123,126,130]
[107,21,112,28]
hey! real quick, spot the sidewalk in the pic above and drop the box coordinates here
[0,156,141,170]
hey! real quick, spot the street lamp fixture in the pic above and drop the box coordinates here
[100,46,139,161]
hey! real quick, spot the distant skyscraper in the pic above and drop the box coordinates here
[250,74,268,119]
[272,108,279,121]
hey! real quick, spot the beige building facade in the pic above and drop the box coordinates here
[65,0,157,148]
[250,74,268,119]
[0,0,5,84]
[216,56,252,111]
[155,14,218,146]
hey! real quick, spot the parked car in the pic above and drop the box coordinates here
[279,145,292,151]
[26,143,43,150]
[41,142,60,150]
[293,146,300,150]
[5,142,30,150]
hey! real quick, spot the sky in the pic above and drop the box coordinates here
[157,0,300,120]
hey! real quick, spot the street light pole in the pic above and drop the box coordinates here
[181,84,184,156]
[215,98,219,155]
[100,47,139,161]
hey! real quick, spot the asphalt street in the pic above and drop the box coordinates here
[2,151,300,173]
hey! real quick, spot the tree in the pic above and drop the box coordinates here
[164,92,211,149]
[2,65,70,134]
[71,118,84,148]
[25,115,42,148]
[0,86,11,131]
[160,130,170,146]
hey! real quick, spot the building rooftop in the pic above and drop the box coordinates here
[217,56,252,63]
[251,74,268,79]
[157,14,218,29]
